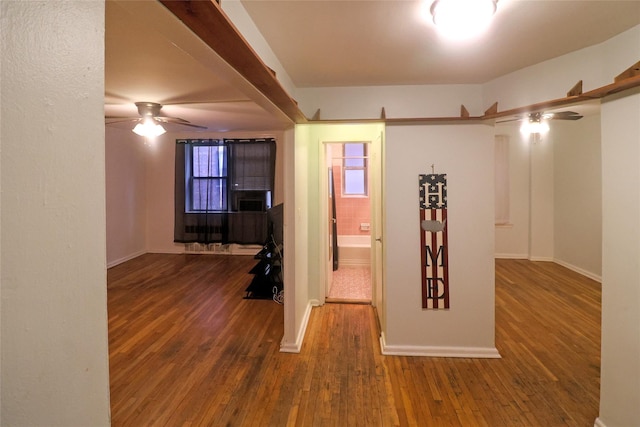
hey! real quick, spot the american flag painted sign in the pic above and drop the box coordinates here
[419,174,449,309]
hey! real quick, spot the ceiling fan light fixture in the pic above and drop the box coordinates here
[430,0,497,40]
[520,117,549,135]
[132,119,166,137]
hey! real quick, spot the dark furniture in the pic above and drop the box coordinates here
[244,204,283,301]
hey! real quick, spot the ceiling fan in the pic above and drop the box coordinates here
[105,102,207,136]
[497,110,583,134]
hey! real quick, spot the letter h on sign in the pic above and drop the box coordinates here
[419,174,449,309]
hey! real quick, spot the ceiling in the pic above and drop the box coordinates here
[105,0,640,133]
[105,0,293,132]
[242,0,640,87]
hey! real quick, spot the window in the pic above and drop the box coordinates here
[343,143,367,196]
[182,139,275,213]
[175,138,276,245]
[191,144,227,211]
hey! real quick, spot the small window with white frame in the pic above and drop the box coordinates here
[343,143,368,197]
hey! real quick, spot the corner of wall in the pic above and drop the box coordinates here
[594,417,608,427]
[280,301,315,353]
[380,333,501,358]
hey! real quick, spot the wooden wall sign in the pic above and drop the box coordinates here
[419,173,449,309]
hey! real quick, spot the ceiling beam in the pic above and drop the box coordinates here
[158,0,307,124]
[483,73,640,122]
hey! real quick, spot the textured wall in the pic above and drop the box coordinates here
[1,1,111,425]
[599,91,640,427]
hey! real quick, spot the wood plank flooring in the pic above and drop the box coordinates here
[108,255,601,426]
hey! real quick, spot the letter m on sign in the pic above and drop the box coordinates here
[419,174,449,309]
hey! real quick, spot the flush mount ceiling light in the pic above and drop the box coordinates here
[430,0,498,40]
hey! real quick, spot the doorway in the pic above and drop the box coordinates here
[325,142,372,303]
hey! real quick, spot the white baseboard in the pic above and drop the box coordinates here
[147,248,183,254]
[107,250,146,269]
[594,417,607,427]
[554,259,601,283]
[340,259,371,266]
[494,253,528,259]
[495,254,602,283]
[379,333,501,358]
[529,256,554,262]
[280,301,315,353]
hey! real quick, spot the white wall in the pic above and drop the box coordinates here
[297,84,485,121]
[483,25,640,111]
[279,128,298,350]
[383,124,498,356]
[0,1,111,425]
[598,89,640,427]
[529,130,555,261]
[494,125,530,258]
[553,115,602,279]
[144,133,180,254]
[106,127,147,267]
[280,125,311,352]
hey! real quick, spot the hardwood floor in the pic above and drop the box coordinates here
[108,255,601,426]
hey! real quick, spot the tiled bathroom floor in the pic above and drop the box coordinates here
[328,266,371,301]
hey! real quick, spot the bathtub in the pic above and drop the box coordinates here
[337,235,371,266]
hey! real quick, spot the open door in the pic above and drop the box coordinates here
[370,133,385,329]
[322,140,381,303]
[326,165,337,296]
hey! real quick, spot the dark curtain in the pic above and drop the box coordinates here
[174,138,276,245]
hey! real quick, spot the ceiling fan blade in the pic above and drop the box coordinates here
[169,121,208,130]
[105,117,140,124]
[557,114,583,120]
[547,111,583,120]
[107,102,207,130]
[156,114,190,124]
[155,117,207,129]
